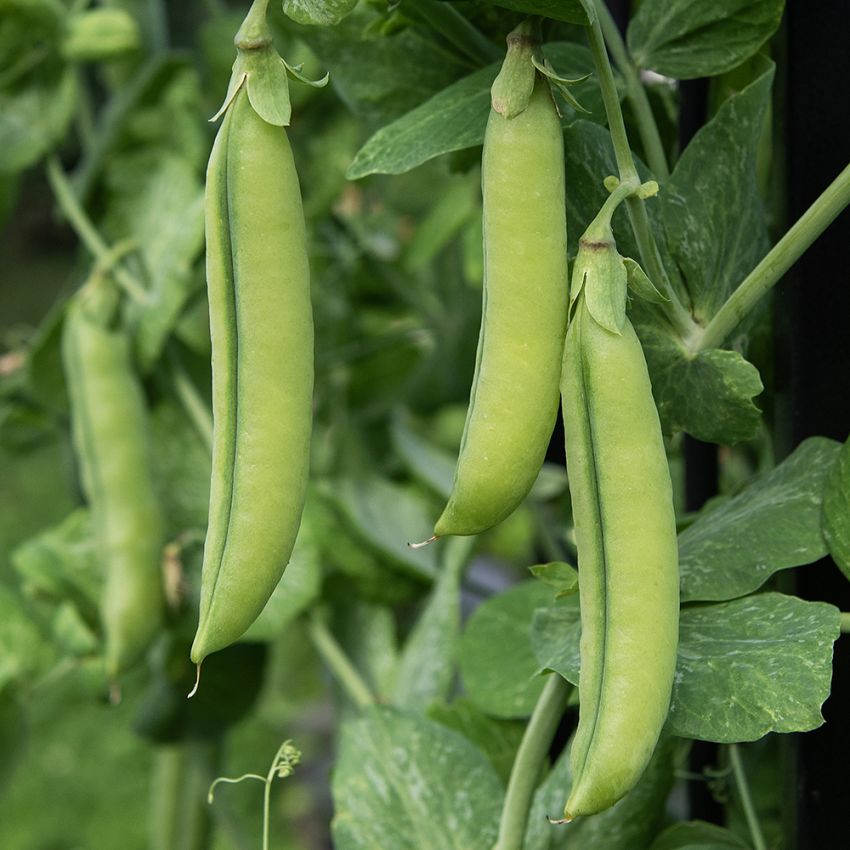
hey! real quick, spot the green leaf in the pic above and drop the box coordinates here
[328,476,438,580]
[392,538,470,710]
[426,699,525,785]
[0,65,77,175]
[331,706,503,849]
[669,594,838,742]
[679,437,841,602]
[529,561,578,598]
[822,435,850,581]
[525,735,674,850]
[636,318,763,444]
[0,687,26,797]
[104,152,205,370]
[532,593,839,743]
[391,409,457,500]
[11,508,100,625]
[283,0,358,26]
[486,1,591,26]
[0,585,52,690]
[347,63,496,179]
[348,43,603,179]
[661,59,774,322]
[459,581,553,718]
[240,501,321,642]
[649,821,750,850]
[628,0,783,79]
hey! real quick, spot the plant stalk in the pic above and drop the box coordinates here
[307,610,376,710]
[729,743,767,850]
[168,345,214,454]
[597,2,669,181]
[695,161,850,352]
[493,674,571,850]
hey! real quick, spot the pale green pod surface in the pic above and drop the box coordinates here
[191,86,313,664]
[434,77,568,537]
[561,293,679,819]
[62,295,165,679]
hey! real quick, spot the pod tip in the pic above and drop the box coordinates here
[408,535,438,550]
[187,663,201,699]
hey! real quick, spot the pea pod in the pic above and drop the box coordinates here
[190,69,313,664]
[62,277,164,678]
[434,33,568,538]
[560,193,679,818]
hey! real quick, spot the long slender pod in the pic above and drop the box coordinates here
[190,70,313,663]
[63,279,164,679]
[434,27,568,538]
[560,190,679,818]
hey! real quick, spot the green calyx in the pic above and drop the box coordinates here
[212,0,328,127]
[491,19,590,119]
[570,177,663,333]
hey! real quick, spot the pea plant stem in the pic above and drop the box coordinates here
[694,161,850,352]
[839,612,850,633]
[307,610,377,710]
[493,674,571,850]
[46,156,151,305]
[585,3,693,338]
[168,345,214,454]
[596,2,670,182]
[729,744,767,850]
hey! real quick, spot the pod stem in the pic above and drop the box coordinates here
[693,160,850,352]
[596,2,669,181]
[235,0,272,50]
[584,4,694,338]
[729,744,767,850]
[46,156,151,306]
[492,674,572,850]
[307,610,376,710]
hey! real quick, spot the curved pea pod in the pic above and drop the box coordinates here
[190,83,313,665]
[560,239,679,819]
[62,282,165,679]
[434,73,568,538]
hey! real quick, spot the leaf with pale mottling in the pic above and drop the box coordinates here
[628,0,783,79]
[822,435,850,581]
[331,706,503,850]
[283,0,357,26]
[679,437,840,602]
[459,581,553,718]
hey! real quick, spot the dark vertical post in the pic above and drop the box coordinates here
[782,2,850,847]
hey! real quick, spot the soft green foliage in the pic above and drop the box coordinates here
[822,434,850,580]
[628,0,783,78]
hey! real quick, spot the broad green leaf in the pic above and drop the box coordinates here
[661,60,774,322]
[487,1,591,26]
[822,435,850,581]
[391,409,457,499]
[531,596,581,682]
[635,319,764,444]
[679,437,841,602]
[328,476,438,579]
[331,706,503,849]
[0,585,52,689]
[11,508,100,624]
[649,821,750,850]
[669,594,838,742]
[348,43,603,178]
[628,0,783,79]
[393,537,471,710]
[426,699,525,784]
[529,561,578,598]
[240,502,321,642]
[104,152,205,370]
[299,13,467,125]
[283,0,358,26]
[460,581,553,718]
[149,401,211,536]
[0,687,26,796]
[525,735,674,850]
[532,593,839,743]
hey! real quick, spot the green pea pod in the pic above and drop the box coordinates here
[560,236,679,819]
[190,82,313,666]
[434,67,568,538]
[62,279,164,679]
